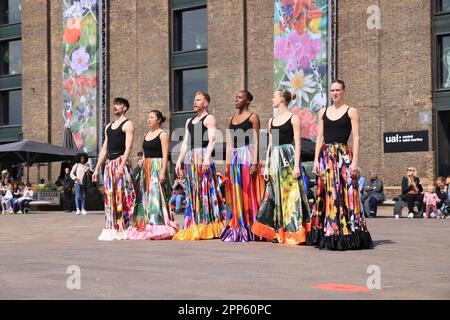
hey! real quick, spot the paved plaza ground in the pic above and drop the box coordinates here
[0,206,449,300]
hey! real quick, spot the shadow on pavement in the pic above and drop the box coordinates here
[373,239,396,247]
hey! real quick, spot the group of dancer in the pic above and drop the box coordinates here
[92,80,374,250]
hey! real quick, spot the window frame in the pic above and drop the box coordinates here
[0,37,22,77]
[435,32,450,92]
[170,0,208,115]
[0,0,22,27]
[0,88,21,126]
[173,66,208,113]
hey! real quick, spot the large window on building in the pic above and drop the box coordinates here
[437,0,450,13]
[0,39,21,75]
[0,0,21,25]
[171,0,207,113]
[174,67,207,111]
[0,0,21,142]
[438,35,450,89]
[0,89,21,125]
[173,7,207,52]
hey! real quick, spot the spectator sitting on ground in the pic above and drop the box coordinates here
[170,170,187,215]
[423,184,441,219]
[401,167,424,218]
[362,168,385,218]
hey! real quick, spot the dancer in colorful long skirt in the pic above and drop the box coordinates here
[93,98,136,241]
[220,90,264,242]
[172,92,226,241]
[252,90,310,245]
[127,110,179,240]
[308,80,373,250]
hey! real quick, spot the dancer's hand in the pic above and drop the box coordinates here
[293,167,300,179]
[313,160,320,176]
[175,161,182,177]
[349,162,357,177]
[202,159,210,174]
[251,164,258,176]
[159,174,166,184]
[92,170,99,182]
[117,165,124,179]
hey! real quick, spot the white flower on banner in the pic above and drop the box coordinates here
[281,70,316,104]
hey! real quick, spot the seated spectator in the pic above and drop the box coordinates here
[170,170,186,214]
[423,184,440,219]
[362,168,385,218]
[16,183,34,214]
[436,177,450,218]
[401,167,424,218]
[353,167,366,217]
[1,184,14,214]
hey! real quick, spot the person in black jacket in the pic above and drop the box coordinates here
[63,167,74,212]
[401,167,423,218]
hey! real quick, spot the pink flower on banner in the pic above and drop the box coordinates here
[293,107,318,139]
[286,31,322,72]
[274,37,288,60]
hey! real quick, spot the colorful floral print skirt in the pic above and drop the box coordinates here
[98,156,136,241]
[127,158,179,240]
[172,148,227,241]
[220,144,265,242]
[251,144,310,245]
[307,143,374,250]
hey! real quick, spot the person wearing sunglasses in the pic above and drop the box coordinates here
[401,167,424,218]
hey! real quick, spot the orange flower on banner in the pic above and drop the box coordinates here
[282,0,323,36]
[63,17,83,44]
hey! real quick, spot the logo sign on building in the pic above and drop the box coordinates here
[35,192,61,205]
[384,131,429,153]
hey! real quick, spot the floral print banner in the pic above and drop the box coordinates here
[274,0,329,140]
[63,0,99,153]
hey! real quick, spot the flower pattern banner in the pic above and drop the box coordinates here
[274,0,329,140]
[63,0,99,153]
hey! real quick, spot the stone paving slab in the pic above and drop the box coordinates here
[0,206,449,300]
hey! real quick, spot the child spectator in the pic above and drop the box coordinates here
[2,183,14,214]
[16,183,34,214]
[423,184,441,219]
[170,170,186,214]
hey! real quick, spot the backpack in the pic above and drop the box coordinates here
[82,169,93,189]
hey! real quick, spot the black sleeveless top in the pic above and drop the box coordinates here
[188,114,210,149]
[270,115,294,146]
[323,107,352,144]
[106,119,129,160]
[229,113,254,148]
[143,131,163,158]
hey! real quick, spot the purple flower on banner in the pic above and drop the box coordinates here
[71,47,90,75]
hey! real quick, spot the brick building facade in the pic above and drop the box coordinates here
[1,0,448,195]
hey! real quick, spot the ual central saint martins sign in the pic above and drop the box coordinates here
[383,131,429,153]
